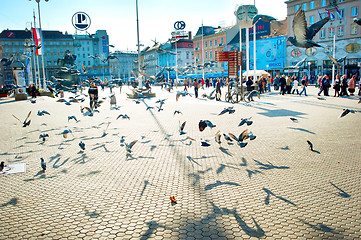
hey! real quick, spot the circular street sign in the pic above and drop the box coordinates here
[174,21,186,30]
[72,12,91,31]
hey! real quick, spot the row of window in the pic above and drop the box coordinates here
[295,0,346,12]
[295,3,358,18]
[319,24,358,38]
[196,38,224,49]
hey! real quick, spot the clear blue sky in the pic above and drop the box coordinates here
[0,0,287,51]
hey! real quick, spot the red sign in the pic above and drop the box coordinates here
[7,32,14,38]
[215,51,229,62]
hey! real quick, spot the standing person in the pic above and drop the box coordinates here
[299,77,307,96]
[340,75,348,96]
[201,78,205,89]
[291,77,299,95]
[358,78,361,96]
[286,76,292,94]
[193,78,200,98]
[266,76,272,92]
[279,75,286,95]
[183,77,188,91]
[348,75,356,96]
[246,77,254,92]
[333,75,341,97]
[319,75,330,96]
[205,78,209,88]
[273,75,279,91]
[88,83,98,110]
[216,78,221,101]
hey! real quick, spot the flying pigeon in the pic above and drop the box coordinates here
[117,114,130,120]
[218,107,235,115]
[12,111,31,127]
[176,91,192,101]
[29,99,36,104]
[215,130,222,146]
[287,57,307,69]
[238,117,253,126]
[146,106,154,111]
[201,139,210,147]
[120,136,125,145]
[39,133,49,142]
[156,106,164,112]
[289,8,330,48]
[62,129,72,138]
[252,14,277,25]
[354,18,361,26]
[79,141,85,151]
[247,90,261,102]
[174,110,182,115]
[40,158,46,171]
[179,121,186,135]
[307,140,313,151]
[68,116,78,122]
[247,131,256,140]
[202,89,216,100]
[339,109,355,118]
[37,110,50,116]
[125,140,138,153]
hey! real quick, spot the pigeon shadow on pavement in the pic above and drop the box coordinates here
[287,127,316,135]
[186,156,201,166]
[72,153,89,164]
[53,157,70,169]
[219,147,232,156]
[329,182,351,198]
[140,221,172,240]
[254,159,290,170]
[246,169,263,178]
[204,180,241,190]
[78,170,101,177]
[298,218,340,235]
[262,187,297,206]
[0,197,18,207]
[216,163,240,174]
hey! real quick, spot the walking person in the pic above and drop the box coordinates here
[193,78,199,98]
[348,75,356,96]
[286,76,292,94]
[333,75,341,97]
[340,75,348,96]
[88,83,98,110]
[279,75,286,95]
[299,78,307,96]
[266,76,272,92]
[291,77,299,95]
[31,84,37,98]
[273,75,279,91]
[183,77,188,91]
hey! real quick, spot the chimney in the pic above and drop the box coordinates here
[188,31,192,40]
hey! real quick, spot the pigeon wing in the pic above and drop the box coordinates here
[306,16,330,40]
[239,129,248,142]
[180,121,186,131]
[128,140,138,150]
[293,8,308,41]
[24,111,32,123]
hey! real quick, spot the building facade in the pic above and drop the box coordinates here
[108,50,138,81]
[0,29,111,87]
[285,0,361,78]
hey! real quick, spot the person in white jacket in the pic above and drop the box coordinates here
[291,78,299,95]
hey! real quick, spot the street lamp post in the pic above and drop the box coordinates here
[135,0,142,88]
[308,61,311,80]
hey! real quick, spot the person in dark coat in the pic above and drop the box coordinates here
[246,77,254,92]
[279,75,286,95]
[216,79,221,101]
[31,84,37,98]
[333,75,341,97]
[340,75,348,96]
[318,75,330,96]
[193,78,199,98]
[88,83,98,110]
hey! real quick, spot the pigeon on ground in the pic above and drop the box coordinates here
[12,111,31,127]
[40,158,46,171]
[307,140,313,151]
[29,99,36,104]
[37,110,50,116]
[179,121,186,135]
[199,120,216,132]
[68,116,78,122]
[223,133,233,142]
[288,8,330,48]
[238,117,253,126]
[39,133,49,142]
[120,136,125,145]
[0,161,4,172]
[218,107,235,115]
[117,114,130,120]
[339,109,355,118]
[156,106,164,112]
[125,140,138,153]
[290,117,298,123]
[202,89,216,100]
[79,141,85,151]
[146,106,154,111]
[247,131,256,140]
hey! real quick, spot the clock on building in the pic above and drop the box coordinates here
[236,6,246,21]
[247,6,258,19]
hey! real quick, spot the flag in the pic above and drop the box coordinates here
[325,9,335,20]
[335,6,342,18]
[31,28,43,55]
[317,10,322,19]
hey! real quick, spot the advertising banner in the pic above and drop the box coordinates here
[249,36,286,70]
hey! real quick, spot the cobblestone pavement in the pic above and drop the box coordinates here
[0,85,360,239]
